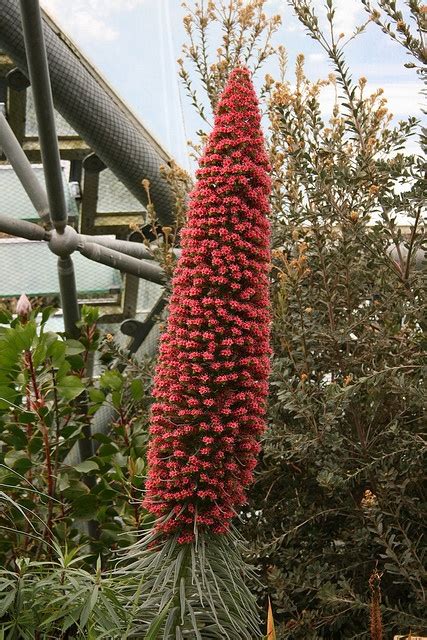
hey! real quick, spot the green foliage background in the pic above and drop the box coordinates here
[0,1,425,638]
[0,306,157,637]
[179,1,426,637]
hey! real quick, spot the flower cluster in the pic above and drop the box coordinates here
[144,67,271,541]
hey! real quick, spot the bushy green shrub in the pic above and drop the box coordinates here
[0,304,155,566]
[179,1,426,637]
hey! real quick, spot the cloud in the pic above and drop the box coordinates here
[41,0,146,42]
[351,62,411,79]
[372,82,423,117]
[265,0,284,9]
[332,3,365,35]
[284,22,304,32]
[69,10,118,42]
[310,0,365,36]
[308,52,326,63]
[272,0,365,36]
[317,81,422,118]
[82,0,146,15]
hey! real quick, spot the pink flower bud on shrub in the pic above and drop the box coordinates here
[16,294,32,320]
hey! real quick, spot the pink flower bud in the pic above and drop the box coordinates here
[16,294,32,319]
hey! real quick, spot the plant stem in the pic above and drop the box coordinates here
[26,349,54,545]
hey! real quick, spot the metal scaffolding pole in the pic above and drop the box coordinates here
[19,0,80,337]
[0,215,168,286]
[0,214,49,241]
[19,0,68,232]
[0,111,49,219]
[0,0,173,506]
[79,234,154,261]
[78,241,165,284]
[57,256,80,336]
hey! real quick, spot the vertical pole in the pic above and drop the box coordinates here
[57,256,80,338]
[19,0,68,231]
[19,0,81,336]
[18,2,93,485]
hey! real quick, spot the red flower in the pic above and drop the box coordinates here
[143,67,271,542]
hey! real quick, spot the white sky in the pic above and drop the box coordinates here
[40,0,424,169]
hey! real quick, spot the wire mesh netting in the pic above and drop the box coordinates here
[97,169,144,217]
[0,238,122,299]
[0,163,78,222]
[25,89,78,138]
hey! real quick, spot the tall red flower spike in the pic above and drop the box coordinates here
[144,67,271,542]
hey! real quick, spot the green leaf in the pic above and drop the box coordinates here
[88,388,105,404]
[73,461,99,473]
[144,600,173,640]
[56,473,70,492]
[41,306,56,324]
[130,378,144,402]
[4,449,28,469]
[14,457,33,475]
[46,340,66,366]
[66,354,85,371]
[111,389,122,410]
[4,424,28,449]
[0,588,16,616]
[56,375,85,401]
[100,370,123,391]
[62,480,90,500]
[80,584,99,627]
[81,305,99,325]
[97,443,119,458]
[17,411,37,424]
[0,309,12,325]
[72,493,98,518]
[10,322,37,352]
[92,433,113,444]
[0,386,19,410]
[64,339,86,356]
[28,435,43,455]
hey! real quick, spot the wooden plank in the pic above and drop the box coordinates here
[80,168,99,235]
[7,87,26,145]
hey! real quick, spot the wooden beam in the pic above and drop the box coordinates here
[94,213,145,229]
[23,138,91,161]
[7,87,26,145]
[122,272,139,319]
[80,167,100,235]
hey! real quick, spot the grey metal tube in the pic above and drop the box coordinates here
[78,241,166,284]
[19,0,67,232]
[0,215,50,241]
[121,292,167,353]
[80,235,153,261]
[0,0,174,224]
[57,256,80,338]
[0,216,168,282]
[0,111,49,219]
[64,295,166,467]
